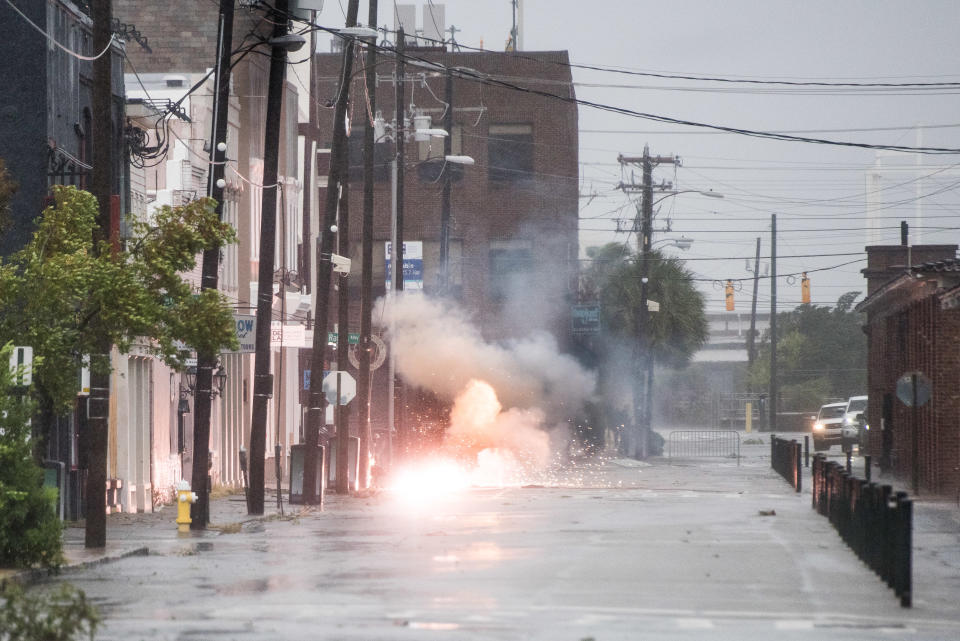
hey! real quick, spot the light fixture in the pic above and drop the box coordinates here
[444,155,475,165]
[180,363,227,398]
[268,33,306,53]
[334,26,379,39]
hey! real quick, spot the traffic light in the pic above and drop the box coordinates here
[801,272,810,304]
[725,279,734,311]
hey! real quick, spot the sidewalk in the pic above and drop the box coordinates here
[1,488,296,586]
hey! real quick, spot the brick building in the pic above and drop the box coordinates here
[857,244,960,496]
[312,46,579,337]
[309,43,579,438]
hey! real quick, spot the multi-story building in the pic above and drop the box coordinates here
[0,0,127,519]
[114,0,306,508]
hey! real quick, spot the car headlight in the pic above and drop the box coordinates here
[813,423,824,431]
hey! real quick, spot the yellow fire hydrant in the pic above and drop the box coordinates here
[175,479,198,533]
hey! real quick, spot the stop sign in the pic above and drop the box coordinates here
[322,370,356,406]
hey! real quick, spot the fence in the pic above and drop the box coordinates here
[666,430,740,465]
[811,454,912,607]
[770,435,802,492]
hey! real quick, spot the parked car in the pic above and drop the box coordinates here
[812,401,848,451]
[843,395,868,448]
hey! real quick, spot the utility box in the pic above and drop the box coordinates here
[288,444,325,504]
[327,436,360,492]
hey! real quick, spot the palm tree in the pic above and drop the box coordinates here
[580,243,708,455]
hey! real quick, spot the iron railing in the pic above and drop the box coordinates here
[812,454,912,607]
[770,435,802,492]
[666,430,740,465]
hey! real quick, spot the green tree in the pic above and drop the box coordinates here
[0,186,238,552]
[597,244,708,368]
[747,291,866,410]
[578,243,708,445]
[0,186,238,412]
[0,344,63,568]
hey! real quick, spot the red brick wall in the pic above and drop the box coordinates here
[314,49,579,347]
[865,285,960,496]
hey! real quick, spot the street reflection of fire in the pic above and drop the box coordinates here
[389,458,470,500]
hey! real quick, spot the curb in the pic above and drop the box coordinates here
[2,546,150,588]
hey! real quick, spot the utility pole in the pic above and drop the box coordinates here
[747,237,761,370]
[191,0,235,530]
[335,164,350,493]
[357,0,378,490]
[438,67,453,294]
[248,0,292,515]
[392,27,407,455]
[305,0,360,503]
[86,0,113,549]
[769,214,778,432]
[618,146,678,459]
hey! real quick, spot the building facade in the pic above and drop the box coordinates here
[858,244,960,496]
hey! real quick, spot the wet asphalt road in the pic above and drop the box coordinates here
[38,437,960,641]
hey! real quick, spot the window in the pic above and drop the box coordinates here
[488,124,533,183]
[489,240,533,300]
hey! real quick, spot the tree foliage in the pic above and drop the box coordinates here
[0,582,99,641]
[0,186,238,411]
[587,242,708,368]
[747,292,866,410]
[0,344,63,569]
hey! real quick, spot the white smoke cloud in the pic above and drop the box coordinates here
[376,293,596,421]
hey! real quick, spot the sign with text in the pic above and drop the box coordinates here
[271,321,306,348]
[571,305,601,335]
[385,241,424,290]
[223,315,256,353]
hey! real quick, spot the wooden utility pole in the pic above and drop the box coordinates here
[248,0,291,514]
[769,214,778,432]
[357,0,378,489]
[191,0,235,530]
[747,237,761,370]
[85,0,113,549]
[305,0,360,503]
[392,27,407,453]
[335,167,350,493]
[618,147,678,459]
[438,67,453,293]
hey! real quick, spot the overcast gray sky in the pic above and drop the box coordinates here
[316,0,960,313]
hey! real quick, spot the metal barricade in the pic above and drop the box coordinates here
[666,430,740,465]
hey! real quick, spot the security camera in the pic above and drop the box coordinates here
[331,253,351,275]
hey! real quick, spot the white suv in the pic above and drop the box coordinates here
[813,402,848,451]
[843,395,868,447]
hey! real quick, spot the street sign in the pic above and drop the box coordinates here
[572,305,600,335]
[322,370,356,406]
[327,332,360,345]
[897,371,931,407]
[9,346,32,386]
